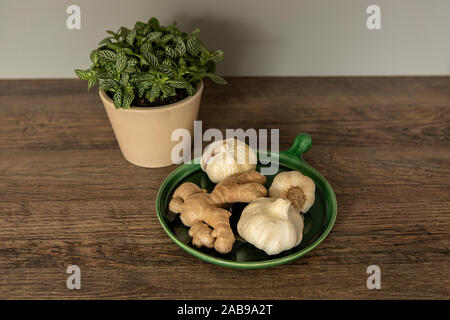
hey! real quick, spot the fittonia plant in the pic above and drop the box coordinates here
[75,17,226,109]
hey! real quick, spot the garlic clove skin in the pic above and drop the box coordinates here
[237,197,303,255]
[201,138,257,183]
[268,171,316,213]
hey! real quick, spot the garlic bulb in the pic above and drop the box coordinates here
[237,198,303,255]
[268,171,315,213]
[201,138,257,183]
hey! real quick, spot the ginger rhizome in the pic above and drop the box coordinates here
[169,170,267,254]
[169,182,235,253]
[211,170,267,205]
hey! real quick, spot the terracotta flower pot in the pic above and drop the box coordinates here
[99,81,203,168]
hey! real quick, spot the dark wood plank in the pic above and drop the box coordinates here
[0,77,449,299]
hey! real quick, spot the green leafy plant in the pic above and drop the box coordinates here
[75,17,227,109]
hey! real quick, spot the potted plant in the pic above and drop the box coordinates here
[75,17,226,167]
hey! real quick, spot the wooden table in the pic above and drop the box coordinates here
[0,77,448,299]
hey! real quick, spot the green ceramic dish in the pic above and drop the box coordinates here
[156,133,337,269]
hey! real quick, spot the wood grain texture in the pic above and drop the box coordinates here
[0,77,449,299]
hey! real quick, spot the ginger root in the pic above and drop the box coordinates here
[169,182,233,253]
[211,170,267,205]
[169,170,267,254]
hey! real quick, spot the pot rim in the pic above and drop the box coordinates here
[99,80,203,113]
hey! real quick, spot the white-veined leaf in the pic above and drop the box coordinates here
[126,29,136,45]
[159,65,176,78]
[212,50,224,62]
[98,50,116,62]
[147,86,160,102]
[113,89,122,108]
[74,69,91,80]
[165,46,178,59]
[143,52,159,68]
[122,89,134,108]
[147,31,162,41]
[175,38,186,56]
[187,36,200,56]
[141,42,152,56]
[88,78,96,90]
[161,34,174,43]
[115,52,127,73]
[99,78,117,91]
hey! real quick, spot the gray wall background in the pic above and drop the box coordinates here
[0,0,449,78]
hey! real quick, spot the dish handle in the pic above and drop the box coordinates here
[285,133,312,160]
